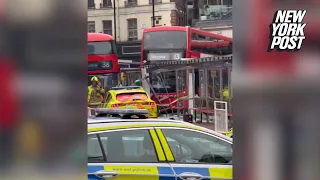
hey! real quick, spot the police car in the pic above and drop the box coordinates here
[88,108,232,180]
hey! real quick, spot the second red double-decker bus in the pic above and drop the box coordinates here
[141,26,232,109]
[88,33,119,89]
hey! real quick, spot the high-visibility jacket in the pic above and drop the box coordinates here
[223,88,229,101]
[88,85,105,103]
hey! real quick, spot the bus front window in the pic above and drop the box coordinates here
[151,73,175,93]
[143,31,187,50]
[88,41,115,55]
[151,71,186,94]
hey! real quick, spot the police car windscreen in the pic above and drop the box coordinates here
[116,93,148,102]
[143,31,187,50]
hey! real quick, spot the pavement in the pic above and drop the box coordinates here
[158,113,233,131]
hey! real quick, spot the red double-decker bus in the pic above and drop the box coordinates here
[88,33,119,89]
[141,26,232,108]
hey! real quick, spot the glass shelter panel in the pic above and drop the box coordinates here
[208,69,217,99]
[151,71,178,93]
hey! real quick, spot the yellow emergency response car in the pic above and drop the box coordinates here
[103,86,158,118]
[88,108,232,180]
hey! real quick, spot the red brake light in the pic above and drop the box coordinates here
[111,104,120,108]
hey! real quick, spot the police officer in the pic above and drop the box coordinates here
[88,76,105,108]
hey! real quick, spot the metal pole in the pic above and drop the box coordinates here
[227,67,232,115]
[176,70,180,118]
[185,1,188,26]
[152,0,155,27]
[212,70,216,99]
[113,0,117,42]
[190,69,195,121]
[219,69,223,100]
[204,68,209,109]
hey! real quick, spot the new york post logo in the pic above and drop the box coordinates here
[267,10,307,52]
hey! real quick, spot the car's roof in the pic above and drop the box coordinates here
[108,88,147,94]
[87,117,232,142]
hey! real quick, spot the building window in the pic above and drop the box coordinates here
[149,0,162,4]
[101,0,112,8]
[102,20,113,35]
[127,18,138,41]
[125,0,137,7]
[151,16,162,26]
[88,0,95,8]
[88,21,95,33]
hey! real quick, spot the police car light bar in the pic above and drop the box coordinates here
[93,108,149,115]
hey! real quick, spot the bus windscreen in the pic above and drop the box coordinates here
[88,41,113,55]
[143,31,187,50]
[151,72,177,93]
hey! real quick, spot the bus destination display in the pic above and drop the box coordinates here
[88,61,113,71]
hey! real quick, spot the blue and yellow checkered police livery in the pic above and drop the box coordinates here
[170,165,232,180]
[88,164,175,180]
[88,165,232,180]
[87,109,233,180]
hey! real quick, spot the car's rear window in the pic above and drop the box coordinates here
[116,93,148,102]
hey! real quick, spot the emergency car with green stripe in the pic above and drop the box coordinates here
[88,108,233,180]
